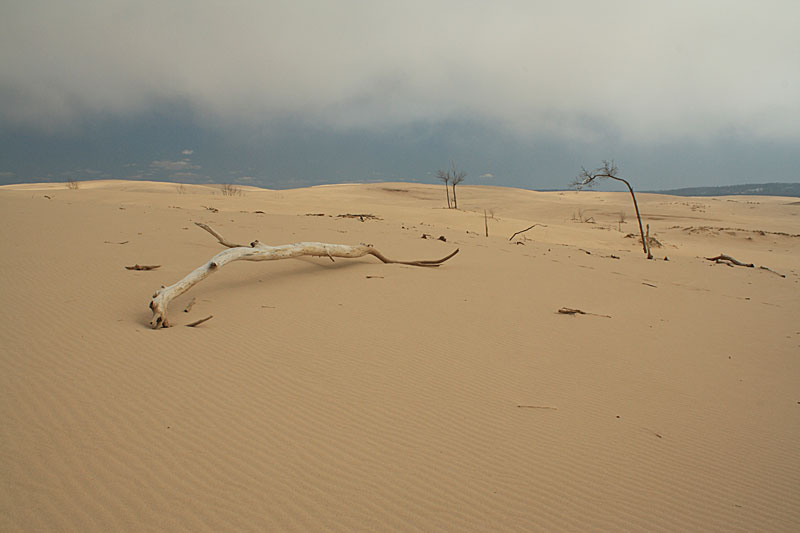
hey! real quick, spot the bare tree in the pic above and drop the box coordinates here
[221,183,243,196]
[436,169,451,208]
[450,161,466,209]
[573,160,652,259]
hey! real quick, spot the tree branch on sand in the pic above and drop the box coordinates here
[148,223,459,328]
[705,253,785,277]
[573,160,652,259]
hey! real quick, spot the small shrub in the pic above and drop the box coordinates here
[66,179,79,190]
[220,183,243,197]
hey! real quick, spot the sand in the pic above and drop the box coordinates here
[1,180,798,531]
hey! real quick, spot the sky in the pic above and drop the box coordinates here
[1,0,799,191]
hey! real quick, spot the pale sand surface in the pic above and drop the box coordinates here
[1,180,798,531]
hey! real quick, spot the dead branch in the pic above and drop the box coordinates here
[337,213,381,221]
[195,222,246,248]
[517,405,558,410]
[705,254,754,268]
[149,224,459,328]
[185,315,213,327]
[126,264,161,271]
[183,297,196,313]
[557,307,611,318]
[509,224,546,241]
[705,253,785,277]
[759,266,786,278]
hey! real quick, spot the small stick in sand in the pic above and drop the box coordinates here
[126,264,161,271]
[185,315,213,327]
[183,297,196,313]
[517,405,558,410]
[557,307,611,318]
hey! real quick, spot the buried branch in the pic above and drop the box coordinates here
[148,224,459,328]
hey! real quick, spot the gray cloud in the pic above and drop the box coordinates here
[149,159,199,172]
[1,1,798,143]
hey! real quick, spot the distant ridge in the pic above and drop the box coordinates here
[651,182,800,198]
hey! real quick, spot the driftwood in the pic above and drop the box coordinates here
[126,264,161,271]
[509,224,546,241]
[705,254,785,277]
[185,315,213,327]
[557,307,611,318]
[705,254,754,267]
[148,223,459,328]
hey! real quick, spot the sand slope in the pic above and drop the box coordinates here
[1,180,798,531]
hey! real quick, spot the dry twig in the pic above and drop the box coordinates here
[126,264,161,271]
[557,307,611,318]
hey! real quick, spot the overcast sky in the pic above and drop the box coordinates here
[1,0,798,190]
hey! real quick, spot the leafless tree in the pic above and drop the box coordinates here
[573,160,652,259]
[436,169,451,208]
[450,162,466,209]
[220,183,243,196]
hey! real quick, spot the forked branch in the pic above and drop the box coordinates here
[149,224,459,328]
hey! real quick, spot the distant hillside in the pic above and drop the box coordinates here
[653,182,800,198]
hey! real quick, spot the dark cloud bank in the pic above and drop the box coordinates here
[1,1,798,190]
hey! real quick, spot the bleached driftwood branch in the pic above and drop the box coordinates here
[149,223,459,328]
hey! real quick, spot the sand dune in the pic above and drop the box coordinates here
[1,180,798,531]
